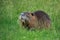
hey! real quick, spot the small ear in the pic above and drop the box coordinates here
[31,13,34,16]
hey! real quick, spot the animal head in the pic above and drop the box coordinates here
[19,12,35,27]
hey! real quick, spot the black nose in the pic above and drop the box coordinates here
[22,14,25,16]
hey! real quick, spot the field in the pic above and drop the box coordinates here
[0,0,60,40]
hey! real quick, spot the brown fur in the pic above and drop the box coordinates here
[20,11,51,29]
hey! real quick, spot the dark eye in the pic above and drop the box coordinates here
[31,13,34,16]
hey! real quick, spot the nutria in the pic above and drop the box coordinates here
[19,10,51,30]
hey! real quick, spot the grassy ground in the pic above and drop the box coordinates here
[0,0,60,40]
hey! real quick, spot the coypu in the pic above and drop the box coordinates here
[19,10,51,30]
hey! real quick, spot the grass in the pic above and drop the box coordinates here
[0,0,60,40]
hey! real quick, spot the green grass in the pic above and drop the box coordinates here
[0,0,60,40]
